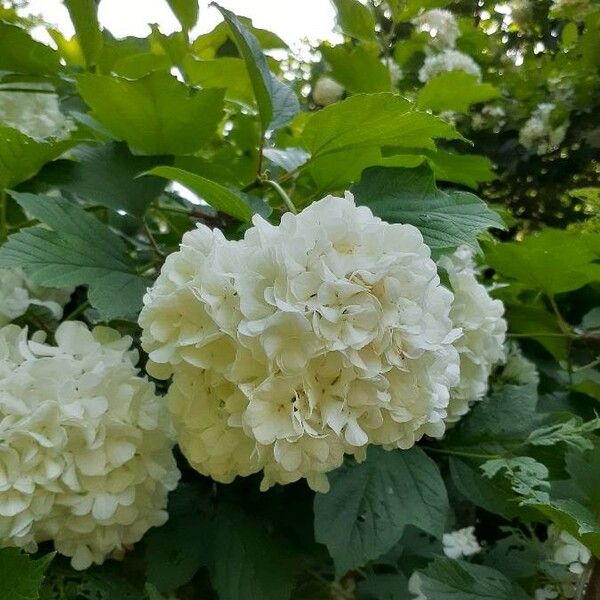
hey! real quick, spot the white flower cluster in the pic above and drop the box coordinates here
[0,267,72,326]
[140,194,471,492]
[496,342,539,388]
[0,84,74,139]
[312,76,344,106]
[534,527,591,599]
[0,322,179,570]
[418,49,482,83]
[439,246,507,423]
[519,103,568,155]
[442,526,482,559]
[471,105,507,132]
[413,9,460,49]
[550,0,592,21]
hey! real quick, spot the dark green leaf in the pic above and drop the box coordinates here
[0,194,148,320]
[0,548,54,600]
[356,574,411,600]
[314,447,448,577]
[39,143,168,216]
[351,164,504,251]
[145,166,255,221]
[64,0,103,68]
[214,5,299,131]
[77,71,225,155]
[416,558,530,600]
[206,503,295,600]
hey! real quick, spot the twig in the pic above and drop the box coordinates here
[264,179,297,214]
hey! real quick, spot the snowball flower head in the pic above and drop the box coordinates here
[413,9,460,49]
[0,267,72,326]
[496,342,539,388]
[519,103,568,155]
[140,193,462,492]
[0,84,74,139]
[548,526,591,576]
[312,76,344,106]
[442,526,482,559]
[439,246,506,423]
[0,322,179,570]
[418,49,482,83]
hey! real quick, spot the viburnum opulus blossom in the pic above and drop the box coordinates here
[439,246,507,423]
[0,322,180,570]
[140,194,469,492]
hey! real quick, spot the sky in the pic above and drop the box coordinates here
[21,0,340,45]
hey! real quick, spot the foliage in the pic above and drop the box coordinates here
[0,0,598,599]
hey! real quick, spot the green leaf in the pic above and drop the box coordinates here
[331,0,377,42]
[449,458,516,520]
[485,229,600,296]
[166,0,199,31]
[351,164,504,251]
[145,166,255,221]
[388,0,452,21]
[206,503,295,600]
[417,72,501,113]
[314,447,448,577]
[416,558,530,600]
[0,127,76,189]
[581,307,600,331]
[64,0,103,68]
[214,4,299,131]
[0,194,148,320]
[144,484,210,593]
[445,384,544,454]
[0,23,60,74]
[321,44,391,93]
[0,548,54,600]
[39,143,169,216]
[301,94,464,160]
[263,147,310,172]
[185,56,254,105]
[481,456,551,503]
[77,71,225,155]
[356,574,411,600]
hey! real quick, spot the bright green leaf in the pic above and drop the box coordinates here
[351,164,504,251]
[314,447,448,577]
[166,0,199,31]
[302,94,464,160]
[0,126,76,189]
[145,166,255,221]
[331,0,377,42]
[0,23,60,74]
[64,0,104,68]
[77,71,225,155]
[263,147,310,172]
[388,0,452,21]
[417,72,501,113]
[0,548,54,600]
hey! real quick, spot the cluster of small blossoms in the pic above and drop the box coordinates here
[534,527,591,599]
[0,84,75,139]
[471,105,507,132]
[0,267,73,326]
[139,194,475,492]
[442,526,482,559]
[519,103,568,155]
[418,49,482,83]
[413,9,459,49]
[439,246,507,423]
[0,322,180,570]
[140,195,506,492]
[494,342,539,389]
[312,76,344,106]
